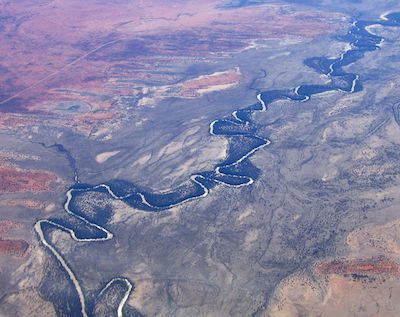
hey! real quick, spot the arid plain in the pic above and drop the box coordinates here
[2,0,400,316]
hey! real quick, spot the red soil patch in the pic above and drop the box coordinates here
[0,200,46,210]
[74,111,119,121]
[316,256,400,275]
[0,154,10,163]
[182,69,240,89]
[0,221,23,236]
[0,222,29,257]
[177,68,241,97]
[0,167,56,193]
[0,113,40,131]
[0,239,29,257]
[0,0,346,129]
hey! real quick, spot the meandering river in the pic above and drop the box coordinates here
[35,12,400,316]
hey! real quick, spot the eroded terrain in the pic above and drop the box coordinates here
[2,0,400,316]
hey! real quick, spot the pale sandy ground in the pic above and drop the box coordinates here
[95,150,120,163]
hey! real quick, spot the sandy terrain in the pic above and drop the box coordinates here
[95,151,120,163]
[0,0,346,135]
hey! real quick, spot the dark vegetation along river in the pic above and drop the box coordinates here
[35,12,400,317]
